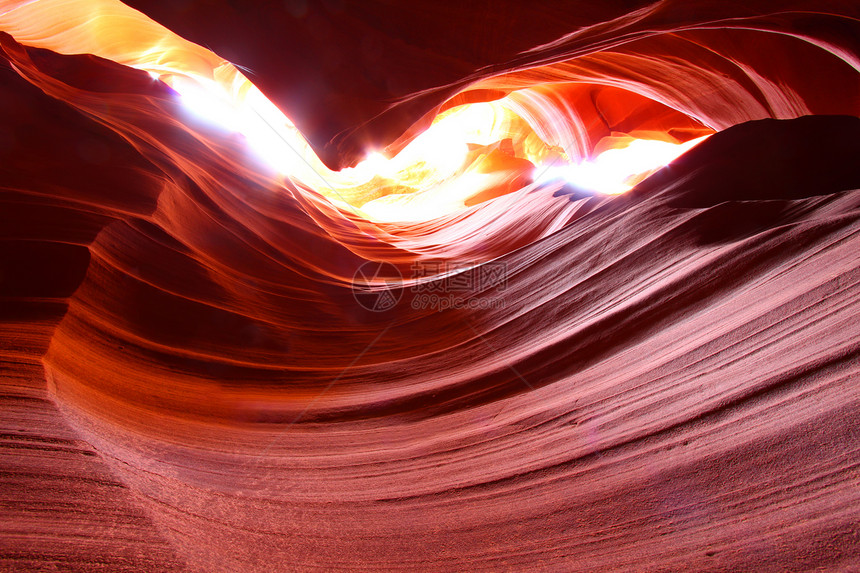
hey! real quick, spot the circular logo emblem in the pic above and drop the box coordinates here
[351,261,403,312]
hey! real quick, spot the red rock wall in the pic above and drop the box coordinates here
[1,2,859,571]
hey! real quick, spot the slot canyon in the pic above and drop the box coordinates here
[1,1,858,571]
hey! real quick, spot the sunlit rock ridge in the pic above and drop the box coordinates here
[0,1,858,571]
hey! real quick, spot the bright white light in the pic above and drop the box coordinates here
[166,72,710,218]
[342,102,505,191]
[170,74,496,192]
[342,152,395,182]
[173,76,241,132]
[534,136,710,195]
[167,75,331,183]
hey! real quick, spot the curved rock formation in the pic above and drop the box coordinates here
[1,1,859,571]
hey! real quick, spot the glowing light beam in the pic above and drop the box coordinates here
[534,136,710,195]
